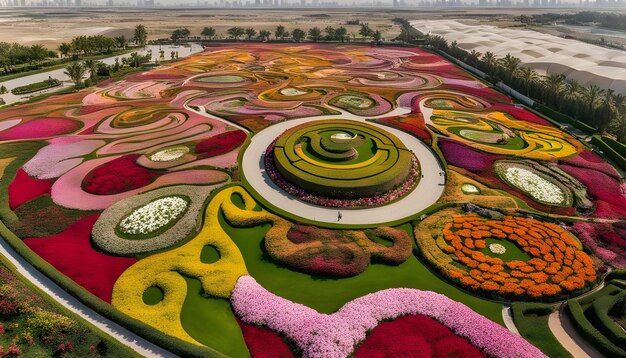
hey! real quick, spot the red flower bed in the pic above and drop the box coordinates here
[355,314,485,358]
[371,115,431,143]
[8,169,53,210]
[24,215,137,302]
[82,154,161,195]
[237,319,293,358]
[558,164,626,218]
[195,130,246,158]
[0,117,81,141]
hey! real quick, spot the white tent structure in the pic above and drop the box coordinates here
[411,20,626,95]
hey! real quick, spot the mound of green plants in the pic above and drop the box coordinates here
[11,79,62,95]
[271,120,414,198]
[511,302,571,357]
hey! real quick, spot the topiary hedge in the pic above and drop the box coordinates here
[11,79,62,95]
[591,136,626,170]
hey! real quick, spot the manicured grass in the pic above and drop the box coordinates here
[478,237,531,262]
[511,302,572,358]
[218,201,504,324]
[179,277,249,358]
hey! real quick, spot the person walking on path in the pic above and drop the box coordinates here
[337,211,342,221]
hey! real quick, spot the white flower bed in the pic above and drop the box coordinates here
[503,167,565,205]
[461,183,480,194]
[489,243,506,255]
[149,147,189,162]
[120,196,188,235]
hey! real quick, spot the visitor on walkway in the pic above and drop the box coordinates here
[338,211,342,221]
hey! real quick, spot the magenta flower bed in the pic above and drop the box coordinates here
[0,117,80,141]
[438,137,502,173]
[8,169,53,210]
[560,150,620,179]
[558,164,626,218]
[572,221,626,268]
[232,275,545,358]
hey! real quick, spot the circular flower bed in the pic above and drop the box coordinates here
[119,196,189,235]
[415,207,597,300]
[265,119,420,208]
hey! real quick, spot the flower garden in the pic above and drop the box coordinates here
[0,43,624,357]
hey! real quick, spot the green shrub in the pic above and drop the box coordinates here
[602,136,626,157]
[26,309,75,338]
[11,79,62,95]
[511,302,571,357]
[591,136,626,170]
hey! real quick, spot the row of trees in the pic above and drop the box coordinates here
[425,35,626,142]
[172,23,382,43]
[0,43,56,74]
[58,24,148,58]
[63,51,152,87]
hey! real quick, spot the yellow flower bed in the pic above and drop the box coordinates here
[432,110,582,159]
[111,186,250,344]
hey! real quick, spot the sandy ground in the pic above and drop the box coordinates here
[3,7,625,50]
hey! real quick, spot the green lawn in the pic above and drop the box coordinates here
[219,196,504,324]
[179,277,249,357]
[511,302,572,358]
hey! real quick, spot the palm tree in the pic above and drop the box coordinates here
[259,30,271,42]
[114,36,127,49]
[582,84,604,113]
[308,27,322,42]
[542,73,566,105]
[335,27,348,43]
[133,24,148,48]
[292,28,306,43]
[467,49,481,66]
[515,67,539,96]
[498,53,521,83]
[610,113,626,142]
[201,27,216,40]
[64,61,87,86]
[275,25,286,40]
[245,28,257,40]
[481,51,497,73]
[83,59,99,80]
[58,43,71,59]
[227,27,245,40]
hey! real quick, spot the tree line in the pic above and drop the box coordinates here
[169,23,383,43]
[424,35,626,142]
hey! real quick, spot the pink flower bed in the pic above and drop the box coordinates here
[572,221,626,268]
[24,215,137,302]
[354,314,485,358]
[561,150,620,179]
[232,275,545,358]
[8,169,53,210]
[0,117,81,141]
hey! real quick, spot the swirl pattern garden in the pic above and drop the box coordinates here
[0,43,624,357]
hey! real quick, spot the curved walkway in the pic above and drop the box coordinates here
[241,106,446,225]
[0,237,176,358]
[501,305,521,335]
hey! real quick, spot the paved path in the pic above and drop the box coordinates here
[0,44,203,107]
[548,308,604,358]
[241,106,446,225]
[0,237,176,358]
[501,305,521,335]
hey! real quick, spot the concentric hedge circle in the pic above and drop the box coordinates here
[271,119,413,199]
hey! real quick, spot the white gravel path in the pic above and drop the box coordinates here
[241,106,446,225]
